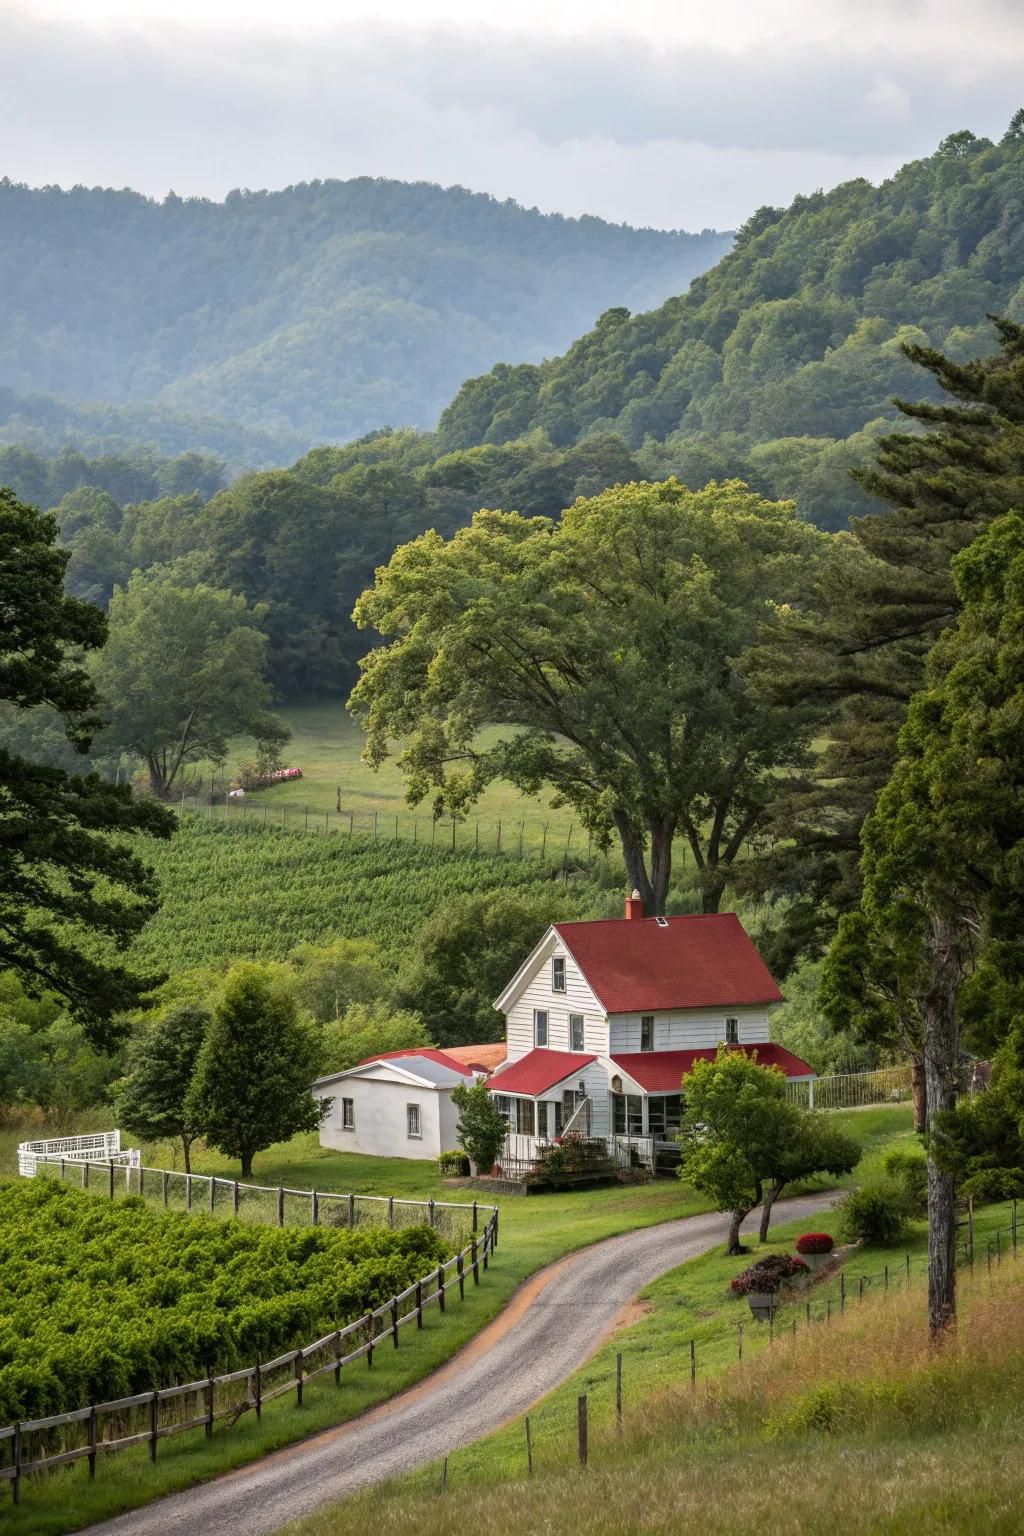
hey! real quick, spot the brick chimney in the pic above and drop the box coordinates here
[625,888,644,921]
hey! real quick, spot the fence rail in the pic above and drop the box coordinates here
[5,1149,498,1503]
[785,1064,914,1111]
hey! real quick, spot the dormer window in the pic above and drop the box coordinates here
[641,1016,654,1052]
[725,1017,739,1044]
[552,956,566,993]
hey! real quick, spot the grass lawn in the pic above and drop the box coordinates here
[1,1107,910,1533]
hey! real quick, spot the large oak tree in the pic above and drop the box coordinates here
[350,478,834,913]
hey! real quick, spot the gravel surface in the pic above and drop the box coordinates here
[84,1190,839,1536]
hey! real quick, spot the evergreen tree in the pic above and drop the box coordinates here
[114,1004,210,1172]
[0,487,172,1042]
[186,963,328,1177]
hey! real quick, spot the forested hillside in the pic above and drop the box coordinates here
[0,177,729,453]
[427,124,1024,529]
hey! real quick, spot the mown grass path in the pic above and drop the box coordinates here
[82,1190,839,1536]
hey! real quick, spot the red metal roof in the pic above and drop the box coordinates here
[488,1049,596,1096]
[553,912,783,1013]
[358,1048,476,1077]
[612,1043,815,1091]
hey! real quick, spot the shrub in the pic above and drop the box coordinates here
[451,1078,507,1172]
[961,1167,1024,1204]
[883,1144,928,1209]
[795,1232,835,1255]
[438,1149,471,1177]
[730,1253,809,1296]
[835,1181,914,1245]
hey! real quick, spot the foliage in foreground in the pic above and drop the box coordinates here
[0,1181,448,1424]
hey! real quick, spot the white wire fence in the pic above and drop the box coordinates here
[785,1064,914,1111]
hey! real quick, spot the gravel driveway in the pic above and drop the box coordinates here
[84,1190,839,1536]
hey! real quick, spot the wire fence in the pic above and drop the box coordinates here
[429,1196,1021,1491]
[1,1158,499,1504]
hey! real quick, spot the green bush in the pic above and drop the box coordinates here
[835,1181,915,1246]
[438,1150,470,1177]
[883,1144,928,1210]
[961,1167,1024,1204]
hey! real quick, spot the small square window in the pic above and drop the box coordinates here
[342,1097,355,1130]
[552,956,566,993]
[535,1010,549,1047]
[570,1013,585,1052]
[641,1016,655,1052]
[725,1017,739,1044]
[406,1103,421,1139]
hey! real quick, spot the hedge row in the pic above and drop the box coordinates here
[0,1181,449,1423]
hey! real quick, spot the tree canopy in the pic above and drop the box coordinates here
[351,478,833,913]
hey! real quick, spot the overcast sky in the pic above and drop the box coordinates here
[3,0,1023,230]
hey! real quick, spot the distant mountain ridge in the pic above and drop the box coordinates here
[0,176,731,457]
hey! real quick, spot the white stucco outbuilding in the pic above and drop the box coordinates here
[314,1046,505,1161]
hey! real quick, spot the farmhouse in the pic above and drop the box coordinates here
[487,894,813,1169]
[314,894,812,1168]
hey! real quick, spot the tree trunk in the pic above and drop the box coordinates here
[647,818,674,915]
[701,867,726,914]
[758,1180,785,1243]
[911,1054,927,1134]
[922,913,965,1338]
[240,1151,253,1178]
[182,1137,192,1175]
[727,1185,761,1255]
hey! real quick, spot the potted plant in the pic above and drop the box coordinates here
[795,1232,835,1271]
[730,1254,809,1320]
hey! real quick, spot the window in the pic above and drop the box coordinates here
[551,956,566,993]
[553,1099,564,1135]
[537,1101,549,1137]
[534,1009,549,1047]
[515,1099,535,1136]
[613,1093,644,1136]
[406,1103,421,1139]
[641,1016,655,1052]
[341,1097,355,1131]
[647,1095,683,1139]
[495,1095,511,1123]
[655,916,669,928]
[724,1017,739,1044]
[569,1013,585,1052]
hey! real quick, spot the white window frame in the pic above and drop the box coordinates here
[569,1013,585,1052]
[406,1103,422,1139]
[534,1009,549,1048]
[537,1101,549,1137]
[551,956,566,993]
[341,1097,355,1130]
[640,1015,655,1052]
[724,1016,739,1045]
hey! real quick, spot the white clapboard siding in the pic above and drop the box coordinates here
[503,934,606,1061]
[608,1006,771,1054]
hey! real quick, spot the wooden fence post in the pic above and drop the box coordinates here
[472,1200,478,1233]
[737,1322,743,1362]
[294,1350,304,1407]
[162,1169,168,1208]
[277,1186,285,1227]
[525,1415,533,1475]
[577,1395,588,1468]
[88,1404,97,1479]
[12,1422,20,1506]
[312,1191,319,1226]
[209,1176,216,1215]
[391,1296,399,1347]
[428,1198,436,1228]
[254,1361,262,1419]
[457,1252,465,1300]
[690,1338,696,1388]
[205,1379,214,1437]
[83,1160,89,1190]
[471,1236,479,1284]
[906,1252,911,1281]
[437,1264,446,1312]
[185,1173,192,1212]
[388,1195,394,1229]
[149,1391,159,1462]
[108,1159,115,1199]
[616,1352,622,1428]
[334,1332,342,1386]
[884,1264,889,1291]
[233,1180,239,1218]
[416,1279,423,1327]
[365,1314,374,1369]
[60,1157,65,1181]
[859,1275,865,1300]
[348,1193,355,1229]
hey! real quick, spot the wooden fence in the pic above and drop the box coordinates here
[2,1160,498,1504]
